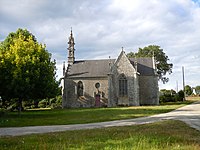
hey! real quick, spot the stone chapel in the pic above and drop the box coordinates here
[62,30,159,108]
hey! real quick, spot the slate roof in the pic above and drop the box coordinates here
[67,59,115,78]
[129,57,155,76]
[67,57,155,78]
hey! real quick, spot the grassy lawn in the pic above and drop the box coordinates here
[0,100,195,127]
[0,120,200,150]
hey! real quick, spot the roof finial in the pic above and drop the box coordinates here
[122,47,124,51]
[70,27,73,36]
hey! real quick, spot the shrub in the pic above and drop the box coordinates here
[38,99,49,108]
[159,89,184,103]
[38,96,62,109]
[50,95,62,109]
[159,89,176,103]
[178,90,185,101]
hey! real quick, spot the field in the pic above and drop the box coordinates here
[0,120,200,150]
[0,100,193,127]
[1,99,200,149]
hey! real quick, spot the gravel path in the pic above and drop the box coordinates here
[1,101,200,137]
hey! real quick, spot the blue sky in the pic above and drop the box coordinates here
[0,0,200,90]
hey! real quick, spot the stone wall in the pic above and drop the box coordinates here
[62,79,77,108]
[139,75,159,105]
[62,77,109,108]
[108,51,139,107]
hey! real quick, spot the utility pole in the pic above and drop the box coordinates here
[182,66,186,100]
[176,80,178,93]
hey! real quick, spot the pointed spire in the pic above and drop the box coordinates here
[67,28,75,66]
[121,47,124,52]
[70,27,73,37]
[68,27,74,43]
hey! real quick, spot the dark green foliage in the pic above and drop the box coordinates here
[159,89,176,103]
[127,45,173,83]
[184,85,192,96]
[178,90,185,101]
[195,86,200,95]
[159,89,184,103]
[0,28,60,111]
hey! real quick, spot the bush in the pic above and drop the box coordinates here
[159,89,176,103]
[38,96,62,109]
[178,90,185,101]
[159,89,185,103]
[38,99,49,108]
[50,95,62,109]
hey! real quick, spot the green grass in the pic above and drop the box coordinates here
[0,100,194,127]
[0,120,200,150]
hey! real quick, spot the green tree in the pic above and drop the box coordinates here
[127,45,173,83]
[178,90,185,101]
[195,86,200,95]
[159,89,177,103]
[0,28,60,112]
[184,85,192,96]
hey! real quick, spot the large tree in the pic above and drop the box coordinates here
[127,45,173,83]
[0,28,59,111]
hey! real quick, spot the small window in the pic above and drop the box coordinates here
[119,74,128,97]
[77,81,83,97]
[95,82,100,89]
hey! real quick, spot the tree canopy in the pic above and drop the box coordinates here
[195,86,200,95]
[127,45,173,83]
[184,85,192,96]
[0,28,60,110]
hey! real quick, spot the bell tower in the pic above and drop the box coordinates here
[67,28,75,66]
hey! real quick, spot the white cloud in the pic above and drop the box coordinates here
[1,0,200,90]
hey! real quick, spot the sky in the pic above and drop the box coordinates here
[0,0,200,91]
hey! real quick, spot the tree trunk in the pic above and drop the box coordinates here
[18,98,22,115]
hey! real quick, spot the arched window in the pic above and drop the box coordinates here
[119,74,128,97]
[77,81,83,97]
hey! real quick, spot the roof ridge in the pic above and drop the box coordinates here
[75,59,115,62]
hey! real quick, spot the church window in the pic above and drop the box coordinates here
[77,81,83,97]
[119,74,128,97]
[95,82,100,89]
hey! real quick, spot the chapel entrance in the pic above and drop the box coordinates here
[95,94,100,107]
